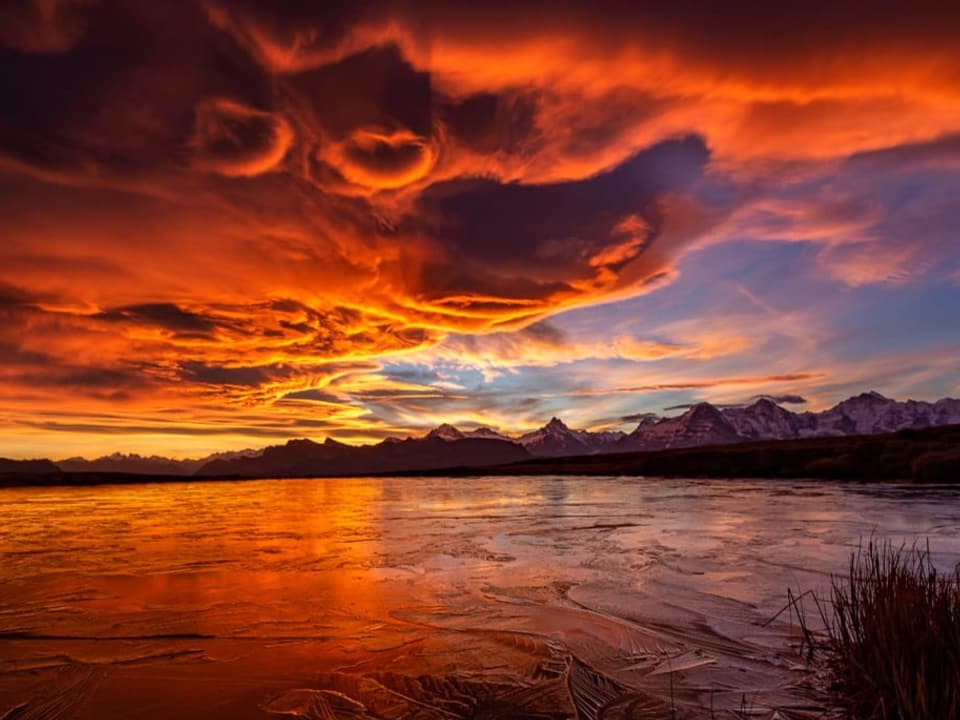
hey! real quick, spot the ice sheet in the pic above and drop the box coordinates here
[1,476,958,718]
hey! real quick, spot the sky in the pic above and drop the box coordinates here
[1,1,960,459]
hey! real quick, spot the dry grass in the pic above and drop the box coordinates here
[801,540,960,719]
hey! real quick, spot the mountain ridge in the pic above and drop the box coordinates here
[421,392,960,456]
[57,449,261,476]
[27,391,960,476]
[198,435,530,478]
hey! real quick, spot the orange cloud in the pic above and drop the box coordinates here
[203,2,960,179]
[191,98,294,177]
[1,3,959,456]
[320,127,437,191]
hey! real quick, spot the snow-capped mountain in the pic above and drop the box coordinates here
[619,391,960,448]
[934,398,960,424]
[619,403,742,451]
[723,398,802,440]
[517,418,625,457]
[803,391,897,436]
[743,392,960,440]
[426,424,466,441]
[53,392,960,477]
[423,392,960,457]
[426,424,511,442]
[797,391,960,437]
[589,430,629,446]
[518,418,592,457]
[425,419,624,457]
[465,427,512,441]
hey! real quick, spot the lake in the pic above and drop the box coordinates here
[1,476,959,718]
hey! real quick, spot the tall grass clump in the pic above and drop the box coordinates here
[813,540,960,718]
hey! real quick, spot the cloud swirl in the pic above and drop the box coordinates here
[2,1,960,456]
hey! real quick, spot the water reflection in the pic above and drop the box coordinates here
[1,477,958,718]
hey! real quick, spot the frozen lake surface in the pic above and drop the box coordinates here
[1,476,959,718]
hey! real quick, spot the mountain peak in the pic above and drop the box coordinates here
[518,416,602,457]
[620,401,739,451]
[286,438,320,449]
[851,390,891,402]
[683,402,723,419]
[464,426,509,441]
[831,391,895,416]
[743,397,792,416]
[723,397,797,440]
[427,423,465,441]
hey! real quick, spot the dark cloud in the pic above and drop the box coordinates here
[621,412,659,423]
[180,359,384,394]
[97,303,217,334]
[0,282,36,311]
[191,97,293,177]
[291,44,432,136]
[663,402,744,411]
[411,136,708,268]
[380,366,440,384]
[0,0,91,54]
[45,367,145,390]
[663,394,809,411]
[0,1,274,180]
[4,361,154,402]
[753,394,808,405]
[179,361,276,387]
[204,1,960,78]
[283,388,343,403]
[441,91,538,155]
[0,340,51,365]
[519,321,569,346]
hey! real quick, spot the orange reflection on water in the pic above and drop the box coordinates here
[2,477,960,718]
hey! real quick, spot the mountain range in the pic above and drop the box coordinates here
[415,392,960,458]
[56,449,262,476]
[5,391,957,479]
[554,392,960,454]
[198,436,528,477]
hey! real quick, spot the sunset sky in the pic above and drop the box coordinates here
[2,1,960,459]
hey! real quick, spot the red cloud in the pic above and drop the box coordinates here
[191,98,294,177]
[1,3,959,454]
